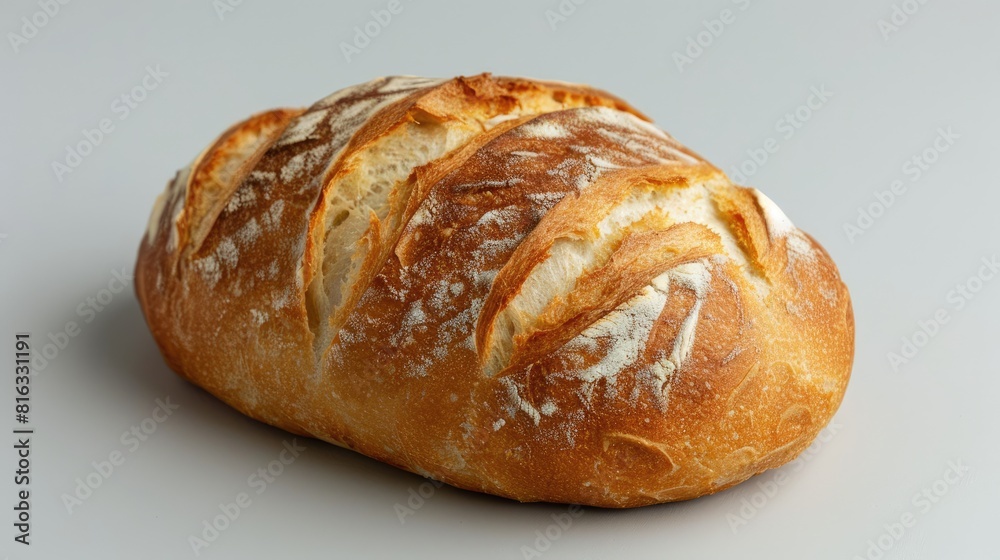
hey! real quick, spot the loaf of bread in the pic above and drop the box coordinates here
[135,74,853,507]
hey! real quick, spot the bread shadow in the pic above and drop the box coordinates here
[83,295,423,497]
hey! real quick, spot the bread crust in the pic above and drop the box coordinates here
[135,74,853,507]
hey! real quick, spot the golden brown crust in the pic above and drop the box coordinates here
[135,74,854,507]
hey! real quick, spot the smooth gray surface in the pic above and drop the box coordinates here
[2,1,997,558]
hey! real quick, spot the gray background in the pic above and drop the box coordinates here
[2,0,998,558]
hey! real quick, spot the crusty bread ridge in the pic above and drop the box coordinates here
[135,74,854,507]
